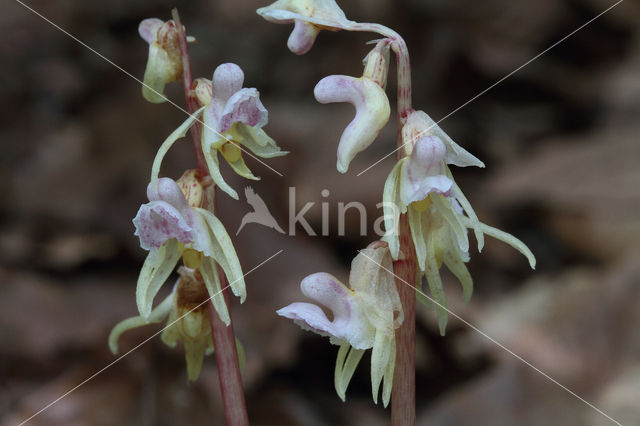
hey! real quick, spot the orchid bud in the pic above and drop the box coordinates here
[138,19,186,103]
[176,169,204,208]
[314,74,390,173]
[363,40,391,89]
[193,78,213,107]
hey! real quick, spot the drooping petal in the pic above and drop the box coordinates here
[333,343,365,402]
[218,88,269,133]
[229,123,288,158]
[408,206,427,271]
[314,75,390,173]
[160,305,180,348]
[150,106,205,188]
[195,208,246,301]
[442,248,473,303]
[425,234,449,336]
[219,142,260,180]
[381,158,405,259]
[381,338,396,407]
[431,194,470,255]
[202,146,238,200]
[459,218,536,269]
[449,172,485,252]
[109,291,173,354]
[135,239,181,318]
[133,200,193,250]
[138,18,163,44]
[199,256,230,325]
[370,330,390,405]
[399,136,453,207]
[184,338,209,381]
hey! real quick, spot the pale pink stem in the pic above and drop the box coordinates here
[172,9,249,425]
[351,22,416,425]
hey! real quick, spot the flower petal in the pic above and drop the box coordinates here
[109,291,173,354]
[399,135,453,206]
[381,158,405,259]
[370,330,394,405]
[230,123,288,158]
[460,219,536,269]
[195,208,246,302]
[301,272,375,349]
[425,234,449,336]
[142,43,173,103]
[150,106,205,188]
[199,256,231,325]
[184,338,208,381]
[212,63,244,104]
[218,88,268,133]
[201,145,238,200]
[442,248,473,303]
[257,0,352,30]
[138,18,163,44]
[314,75,390,173]
[287,20,320,54]
[404,110,485,168]
[408,205,427,271]
[448,171,485,252]
[135,239,181,318]
[277,302,341,339]
[220,143,260,180]
[333,343,365,402]
[133,200,192,250]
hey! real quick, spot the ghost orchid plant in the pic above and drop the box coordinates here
[109,9,286,426]
[259,0,535,424]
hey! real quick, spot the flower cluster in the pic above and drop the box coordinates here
[260,0,536,409]
[382,110,536,334]
[110,16,285,381]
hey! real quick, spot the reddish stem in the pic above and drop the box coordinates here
[391,214,416,426]
[172,8,207,173]
[208,281,250,426]
[172,8,249,425]
[389,32,416,426]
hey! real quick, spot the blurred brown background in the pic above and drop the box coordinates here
[1,0,639,425]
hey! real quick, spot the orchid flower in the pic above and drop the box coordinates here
[200,63,288,200]
[277,243,403,407]
[138,18,194,103]
[132,171,245,325]
[314,40,391,173]
[257,0,354,54]
[382,111,536,334]
[109,267,214,381]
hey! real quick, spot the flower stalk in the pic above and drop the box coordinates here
[172,9,249,425]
